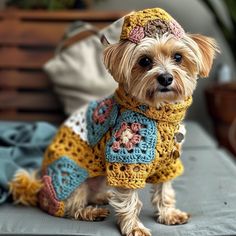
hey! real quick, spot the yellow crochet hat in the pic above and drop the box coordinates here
[120,8,185,43]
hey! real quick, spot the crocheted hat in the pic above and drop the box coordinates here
[120,8,185,44]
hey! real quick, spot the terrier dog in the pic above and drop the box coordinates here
[10,8,219,236]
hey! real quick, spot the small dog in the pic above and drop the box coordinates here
[10,8,219,236]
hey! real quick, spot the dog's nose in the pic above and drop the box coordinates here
[157,73,173,87]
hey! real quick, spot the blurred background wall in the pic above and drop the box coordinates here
[0,1,6,9]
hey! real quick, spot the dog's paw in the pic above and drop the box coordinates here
[157,208,190,225]
[92,207,110,221]
[127,227,151,236]
[75,207,110,221]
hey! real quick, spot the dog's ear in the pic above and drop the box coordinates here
[103,41,135,83]
[103,43,119,79]
[189,34,219,78]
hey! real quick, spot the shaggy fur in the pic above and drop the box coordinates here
[151,182,190,225]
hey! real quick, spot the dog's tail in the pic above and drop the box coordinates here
[8,169,43,206]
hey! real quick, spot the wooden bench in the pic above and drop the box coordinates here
[0,9,125,123]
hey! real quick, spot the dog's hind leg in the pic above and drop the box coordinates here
[86,176,111,205]
[109,188,151,236]
[64,182,110,221]
[151,181,190,225]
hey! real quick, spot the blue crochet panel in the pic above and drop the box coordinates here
[86,96,119,146]
[106,110,157,164]
[47,156,88,201]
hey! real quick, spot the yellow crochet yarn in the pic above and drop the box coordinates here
[43,126,106,177]
[115,87,192,123]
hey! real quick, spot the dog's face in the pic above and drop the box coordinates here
[104,33,218,107]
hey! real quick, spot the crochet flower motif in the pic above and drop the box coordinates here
[145,19,170,38]
[129,26,145,43]
[38,175,61,216]
[93,98,114,124]
[112,122,142,151]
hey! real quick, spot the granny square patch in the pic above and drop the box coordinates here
[47,156,88,201]
[106,110,157,164]
[86,96,119,146]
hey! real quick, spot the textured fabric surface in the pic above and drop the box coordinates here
[0,122,56,204]
[0,148,236,235]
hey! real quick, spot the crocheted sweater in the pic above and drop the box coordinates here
[39,87,192,216]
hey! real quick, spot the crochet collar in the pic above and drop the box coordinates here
[114,86,192,123]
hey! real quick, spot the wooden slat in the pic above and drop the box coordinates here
[0,21,109,46]
[0,70,50,89]
[0,111,65,123]
[0,48,53,69]
[0,91,61,110]
[0,9,126,123]
[0,10,126,21]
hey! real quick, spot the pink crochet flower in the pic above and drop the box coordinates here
[38,176,61,216]
[128,26,145,43]
[169,19,185,39]
[112,122,142,151]
[93,98,114,124]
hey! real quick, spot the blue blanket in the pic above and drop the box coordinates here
[0,122,56,204]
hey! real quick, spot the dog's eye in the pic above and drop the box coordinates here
[138,57,153,69]
[173,53,182,63]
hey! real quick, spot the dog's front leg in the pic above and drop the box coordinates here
[109,188,151,236]
[151,181,190,225]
